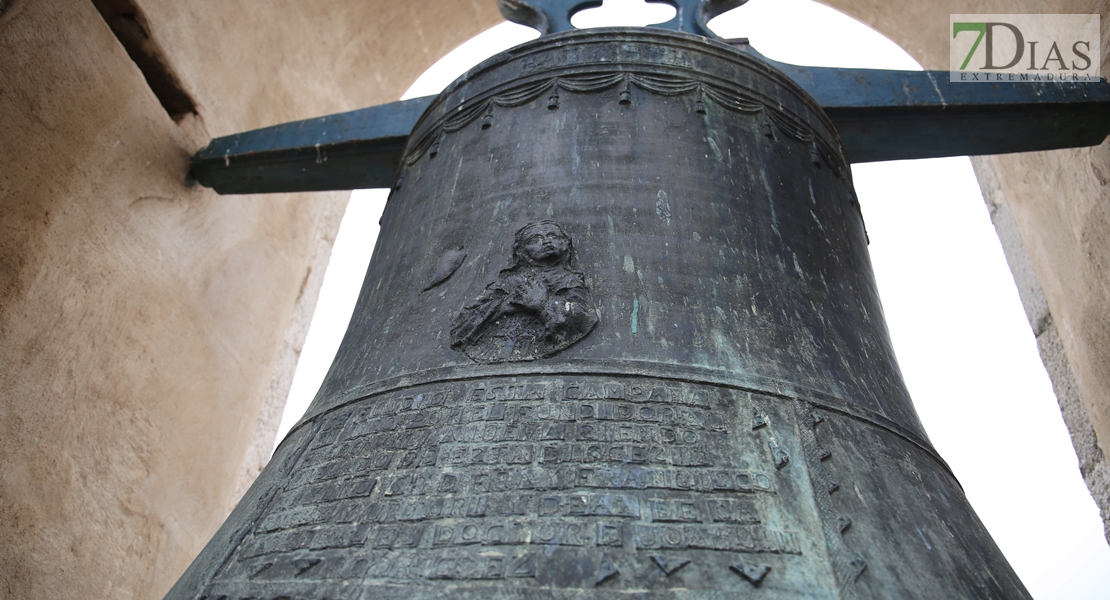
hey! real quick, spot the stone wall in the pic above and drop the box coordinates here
[0,0,1106,598]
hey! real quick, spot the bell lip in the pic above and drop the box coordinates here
[403,26,848,170]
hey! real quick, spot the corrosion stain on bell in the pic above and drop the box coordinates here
[450,220,598,362]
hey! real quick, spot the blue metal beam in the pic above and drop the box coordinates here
[190,63,1110,194]
[762,54,1110,163]
[190,96,432,194]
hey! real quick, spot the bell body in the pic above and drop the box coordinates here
[169,29,1029,599]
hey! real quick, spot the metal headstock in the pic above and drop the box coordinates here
[496,0,747,38]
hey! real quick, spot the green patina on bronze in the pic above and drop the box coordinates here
[170,5,1036,598]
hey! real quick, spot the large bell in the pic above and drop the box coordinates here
[169,28,1029,599]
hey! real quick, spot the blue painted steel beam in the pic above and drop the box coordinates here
[190,64,1110,194]
[761,55,1110,163]
[190,96,433,194]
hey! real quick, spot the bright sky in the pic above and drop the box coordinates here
[274,1,1110,598]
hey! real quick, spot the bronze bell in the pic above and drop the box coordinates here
[168,27,1029,599]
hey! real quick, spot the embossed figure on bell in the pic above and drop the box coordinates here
[451,221,598,362]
